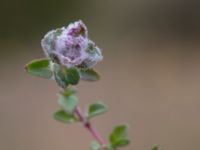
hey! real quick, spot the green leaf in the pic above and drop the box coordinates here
[78,68,100,81]
[111,138,130,148]
[53,64,80,88]
[105,145,114,150]
[25,58,52,79]
[151,146,159,150]
[54,110,78,123]
[60,87,77,97]
[88,101,108,118]
[110,125,128,141]
[53,64,68,88]
[66,68,80,85]
[90,141,115,150]
[109,125,129,148]
[90,141,101,150]
[58,93,78,114]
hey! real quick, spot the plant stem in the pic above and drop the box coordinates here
[74,106,107,145]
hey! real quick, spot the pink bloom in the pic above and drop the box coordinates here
[41,20,103,68]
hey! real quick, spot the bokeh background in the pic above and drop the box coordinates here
[1,0,200,150]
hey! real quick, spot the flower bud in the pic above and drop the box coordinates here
[41,20,103,68]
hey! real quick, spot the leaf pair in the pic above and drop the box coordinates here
[25,58,101,88]
[58,92,78,114]
[55,100,108,124]
[54,88,79,123]
[53,63,80,88]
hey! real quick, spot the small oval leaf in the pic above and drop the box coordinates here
[109,125,130,148]
[112,138,130,148]
[25,58,52,78]
[58,93,78,114]
[79,68,100,81]
[66,68,80,85]
[54,110,78,123]
[90,141,101,150]
[88,101,108,118]
[151,146,159,150]
[53,64,68,88]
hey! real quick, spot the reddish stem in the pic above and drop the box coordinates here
[75,106,107,145]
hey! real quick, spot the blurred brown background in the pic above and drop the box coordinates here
[1,0,200,150]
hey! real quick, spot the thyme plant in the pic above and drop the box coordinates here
[25,20,158,150]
